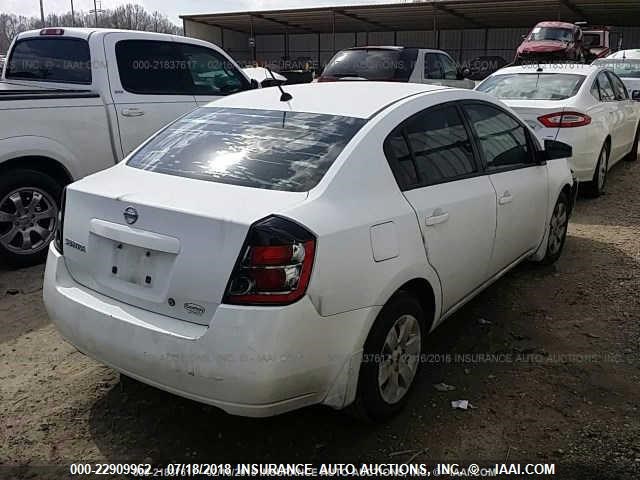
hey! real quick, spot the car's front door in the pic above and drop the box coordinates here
[385,103,497,312]
[462,102,548,275]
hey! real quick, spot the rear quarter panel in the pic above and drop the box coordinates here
[0,98,116,179]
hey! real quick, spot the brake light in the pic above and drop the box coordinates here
[538,111,591,128]
[54,188,66,254]
[224,216,316,306]
[40,28,65,36]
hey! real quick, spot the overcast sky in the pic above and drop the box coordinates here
[4,0,397,24]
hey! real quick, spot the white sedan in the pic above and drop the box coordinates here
[476,64,640,197]
[44,82,576,420]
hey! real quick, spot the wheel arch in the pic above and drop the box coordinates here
[0,156,74,188]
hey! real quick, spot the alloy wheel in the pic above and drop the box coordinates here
[597,148,608,192]
[0,187,58,255]
[548,200,568,256]
[378,314,421,404]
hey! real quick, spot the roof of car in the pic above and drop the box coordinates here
[492,63,601,76]
[17,27,179,41]
[535,21,577,29]
[209,82,447,119]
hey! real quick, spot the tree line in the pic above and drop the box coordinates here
[0,4,182,54]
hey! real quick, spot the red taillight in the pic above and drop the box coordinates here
[224,216,316,306]
[538,111,591,128]
[40,28,65,36]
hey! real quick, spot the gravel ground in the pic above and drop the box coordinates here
[0,158,638,479]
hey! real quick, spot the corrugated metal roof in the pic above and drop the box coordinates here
[181,0,640,34]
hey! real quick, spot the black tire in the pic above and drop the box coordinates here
[584,142,609,198]
[540,191,570,265]
[0,169,62,268]
[625,124,639,162]
[354,292,425,421]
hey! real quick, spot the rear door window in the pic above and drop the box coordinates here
[597,72,616,101]
[6,37,91,84]
[606,71,629,100]
[115,40,249,95]
[127,108,366,192]
[384,104,478,189]
[424,53,444,80]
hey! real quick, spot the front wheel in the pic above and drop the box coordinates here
[625,124,639,162]
[355,292,424,421]
[540,191,570,265]
[0,170,62,267]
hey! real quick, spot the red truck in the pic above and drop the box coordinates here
[515,21,589,64]
[515,21,620,65]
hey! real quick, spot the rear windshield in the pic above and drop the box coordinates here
[6,38,91,84]
[127,108,366,192]
[593,60,640,78]
[322,49,417,81]
[477,73,585,100]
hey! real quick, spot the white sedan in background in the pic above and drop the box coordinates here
[44,82,576,420]
[592,57,640,101]
[477,64,640,196]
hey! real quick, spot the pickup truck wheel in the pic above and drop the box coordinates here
[540,191,570,265]
[355,292,424,421]
[0,170,61,267]
[625,124,639,162]
[584,143,609,198]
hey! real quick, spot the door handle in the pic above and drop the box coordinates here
[122,108,145,117]
[425,210,449,226]
[498,191,513,205]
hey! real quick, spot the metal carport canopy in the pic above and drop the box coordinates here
[180,0,640,34]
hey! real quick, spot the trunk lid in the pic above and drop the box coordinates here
[63,166,308,325]
[501,99,567,138]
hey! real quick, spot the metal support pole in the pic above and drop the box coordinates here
[394,31,397,46]
[332,11,336,55]
[484,28,489,56]
[40,0,45,27]
[70,0,75,27]
[93,0,99,27]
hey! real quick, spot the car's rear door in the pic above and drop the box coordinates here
[606,71,637,159]
[385,103,497,313]
[104,32,198,157]
[596,71,626,161]
[461,101,548,275]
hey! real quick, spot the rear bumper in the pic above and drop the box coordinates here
[43,246,377,417]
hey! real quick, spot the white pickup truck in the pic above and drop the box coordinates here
[0,27,254,265]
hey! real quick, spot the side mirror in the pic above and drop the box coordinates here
[543,139,573,161]
[632,90,640,101]
[250,79,260,89]
[457,67,471,80]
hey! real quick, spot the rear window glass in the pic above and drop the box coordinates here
[322,49,417,81]
[6,38,91,84]
[477,73,585,100]
[127,108,366,192]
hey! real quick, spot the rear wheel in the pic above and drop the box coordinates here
[0,170,62,267]
[584,143,609,198]
[626,124,639,162]
[355,292,424,421]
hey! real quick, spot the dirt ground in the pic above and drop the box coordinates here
[1,159,639,480]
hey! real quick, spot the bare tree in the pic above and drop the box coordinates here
[0,4,182,54]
